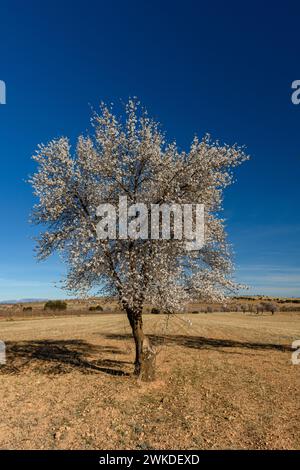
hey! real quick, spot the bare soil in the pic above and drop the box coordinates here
[0,312,299,449]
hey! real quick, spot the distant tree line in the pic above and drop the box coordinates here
[188,301,279,315]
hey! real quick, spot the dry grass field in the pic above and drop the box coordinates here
[0,311,299,450]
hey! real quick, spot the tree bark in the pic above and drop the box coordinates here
[126,307,156,381]
[126,307,144,376]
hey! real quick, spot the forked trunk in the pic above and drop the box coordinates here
[126,307,156,381]
[127,308,144,375]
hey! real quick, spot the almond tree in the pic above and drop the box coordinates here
[30,99,248,379]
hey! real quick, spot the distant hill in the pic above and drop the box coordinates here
[0,298,48,305]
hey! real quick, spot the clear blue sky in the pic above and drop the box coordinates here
[0,0,299,300]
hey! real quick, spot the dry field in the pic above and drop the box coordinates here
[0,311,299,450]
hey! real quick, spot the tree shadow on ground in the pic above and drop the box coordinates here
[104,334,292,353]
[0,339,131,376]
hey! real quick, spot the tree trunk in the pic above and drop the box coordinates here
[126,307,156,381]
[127,308,144,376]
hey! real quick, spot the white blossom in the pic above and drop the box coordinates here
[29,99,248,376]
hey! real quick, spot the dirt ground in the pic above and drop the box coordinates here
[0,312,299,450]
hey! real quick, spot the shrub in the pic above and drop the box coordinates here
[261,301,279,315]
[205,305,214,313]
[151,308,160,314]
[22,306,32,312]
[240,304,250,313]
[282,305,300,312]
[234,304,242,312]
[221,304,231,312]
[44,300,67,311]
[89,305,103,312]
[255,303,264,314]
